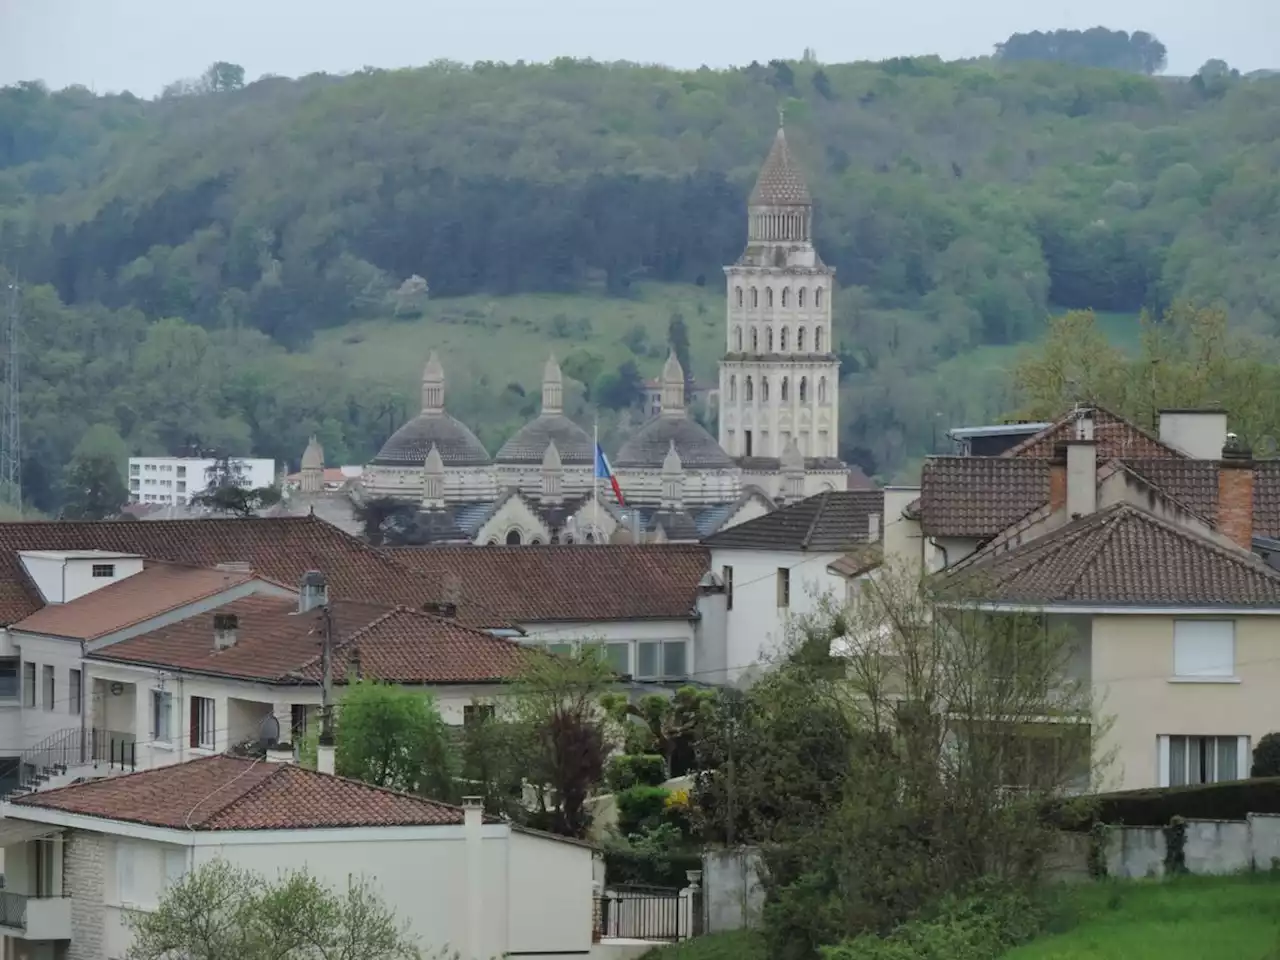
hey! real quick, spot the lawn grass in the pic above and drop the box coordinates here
[1006,874,1280,959]
[638,930,766,960]
[308,282,726,398]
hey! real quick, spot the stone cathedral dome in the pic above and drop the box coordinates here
[496,355,594,465]
[615,353,734,470]
[372,353,492,468]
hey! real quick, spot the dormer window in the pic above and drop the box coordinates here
[92,564,115,578]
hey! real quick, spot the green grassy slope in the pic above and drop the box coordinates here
[1005,875,1280,959]
[308,282,727,398]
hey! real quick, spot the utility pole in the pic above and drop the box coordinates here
[0,277,20,514]
[320,602,334,741]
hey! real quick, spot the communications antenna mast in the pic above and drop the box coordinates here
[0,278,20,514]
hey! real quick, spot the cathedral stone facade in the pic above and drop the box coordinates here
[352,125,847,545]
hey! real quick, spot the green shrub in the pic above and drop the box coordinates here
[606,754,667,792]
[819,889,1044,960]
[1252,732,1280,777]
[616,785,670,835]
[1048,776,1280,829]
[603,841,701,888]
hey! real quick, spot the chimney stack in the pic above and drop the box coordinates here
[1049,443,1068,513]
[299,570,328,613]
[868,513,881,543]
[1159,409,1229,460]
[213,612,239,650]
[1218,433,1254,550]
[1066,440,1097,518]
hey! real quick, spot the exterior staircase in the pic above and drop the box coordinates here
[1,728,136,802]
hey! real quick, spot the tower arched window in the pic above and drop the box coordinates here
[818,376,827,404]
[745,377,754,401]
[798,287,806,308]
[505,529,523,545]
[780,327,789,351]
[781,287,790,308]
[736,286,743,308]
[781,377,789,401]
[761,377,770,402]
[816,325,824,352]
[766,287,774,308]
[751,287,759,308]
[799,377,808,403]
[798,327,807,352]
[751,328,759,352]
[815,287,823,308]
[734,326,742,351]
[729,375,737,401]
[766,326,774,352]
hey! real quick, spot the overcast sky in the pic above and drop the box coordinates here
[2,0,1276,95]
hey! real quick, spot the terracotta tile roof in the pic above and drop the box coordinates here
[0,516,431,625]
[11,562,258,640]
[919,458,1050,538]
[703,491,883,551]
[827,545,883,579]
[1119,459,1220,522]
[1253,463,1280,539]
[11,755,473,830]
[941,503,1280,607]
[1001,406,1181,460]
[385,544,709,625]
[90,595,532,685]
[750,127,812,206]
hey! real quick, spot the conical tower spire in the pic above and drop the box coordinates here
[748,124,812,243]
[422,352,445,415]
[422,443,445,508]
[660,351,685,418]
[542,353,563,415]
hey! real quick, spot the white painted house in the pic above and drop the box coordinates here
[127,456,276,507]
[0,755,596,960]
[705,490,883,685]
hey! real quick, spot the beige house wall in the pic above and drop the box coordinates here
[1092,614,1280,791]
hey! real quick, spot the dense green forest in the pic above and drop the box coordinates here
[2,51,1280,512]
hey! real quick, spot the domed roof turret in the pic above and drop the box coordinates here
[750,125,812,207]
[371,353,492,468]
[301,435,324,470]
[616,352,732,469]
[495,353,593,465]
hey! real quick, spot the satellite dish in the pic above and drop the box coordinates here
[257,715,281,750]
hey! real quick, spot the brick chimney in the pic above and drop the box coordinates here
[1050,443,1068,512]
[1066,440,1097,518]
[1218,433,1254,550]
[213,612,239,650]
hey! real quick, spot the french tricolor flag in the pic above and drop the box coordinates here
[595,444,626,506]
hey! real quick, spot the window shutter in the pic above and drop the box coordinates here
[190,697,199,748]
[1173,621,1235,677]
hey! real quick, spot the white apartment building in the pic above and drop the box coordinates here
[126,457,275,506]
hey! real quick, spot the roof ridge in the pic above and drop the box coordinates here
[800,492,830,550]
[291,605,401,677]
[12,752,232,807]
[1000,404,1185,460]
[1110,459,1217,526]
[1117,502,1280,581]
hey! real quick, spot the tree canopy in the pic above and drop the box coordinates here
[2,53,1280,503]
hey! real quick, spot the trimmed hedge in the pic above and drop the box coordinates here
[616,785,671,836]
[1049,776,1280,829]
[607,754,667,792]
[604,845,702,888]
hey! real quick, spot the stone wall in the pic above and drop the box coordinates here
[1097,813,1280,878]
[64,831,105,960]
[702,846,765,934]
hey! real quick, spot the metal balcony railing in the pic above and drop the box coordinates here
[0,891,27,929]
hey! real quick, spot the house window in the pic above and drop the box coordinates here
[464,704,496,727]
[152,691,173,743]
[42,665,54,711]
[69,669,82,715]
[176,466,186,478]
[1173,620,1235,678]
[291,704,309,740]
[723,565,734,610]
[0,659,18,700]
[1160,735,1248,787]
[776,568,791,608]
[190,696,215,749]
[761,377,770,402]
[92,564,115,578]
[766,287,774,308]
[163,848,186,890]
[505,529,523,545]
[117,841,139,905]
[733,327,742,351]
[636,641,688,680]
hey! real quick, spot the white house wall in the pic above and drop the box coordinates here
[711,547,846,685]
[15,633,89,748]
[507,830,594,953]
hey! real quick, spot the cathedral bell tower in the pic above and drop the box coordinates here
[719,120,839,464]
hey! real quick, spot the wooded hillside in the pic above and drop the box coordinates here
[1,55,1279,512]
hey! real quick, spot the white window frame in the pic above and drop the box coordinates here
[1172,620,1236,680]
[635,640,689,681]
[192,696,216,750]
[151,690,173,744]
[1157,734,1250,787]
[116,840,139,906]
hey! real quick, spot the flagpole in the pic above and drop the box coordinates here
[594,418,600,542]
